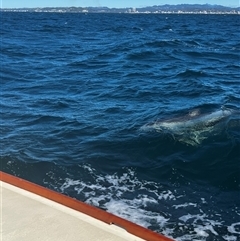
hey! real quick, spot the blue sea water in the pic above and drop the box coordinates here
[1,12,240,240]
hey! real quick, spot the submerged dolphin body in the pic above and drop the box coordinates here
[141,108,235,146]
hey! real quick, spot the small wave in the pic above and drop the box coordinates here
[126,50,157,61]
[185,40,201,46]
[27,114,66,125]
[175,69,208,78]
[34,98,70,109]
[145,39,183,48]
[183,51,203,58]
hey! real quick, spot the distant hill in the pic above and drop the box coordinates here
[140,4,239,12]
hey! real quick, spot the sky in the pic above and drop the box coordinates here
[1,0,239,8]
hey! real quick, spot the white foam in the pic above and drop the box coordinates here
[158,190,176,201]
[105,199,163,228]
[49,165,240,241]
[178,213,225,239]
[179,213,206,223]
[228,222,240,234]
[223,235,238,241]
[60,178,81,192]
[173,202,197,209]
[194,227,209,237]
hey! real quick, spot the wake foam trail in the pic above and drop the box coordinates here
[42,164,240,241]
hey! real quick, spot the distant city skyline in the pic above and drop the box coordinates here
[1,0,239,8]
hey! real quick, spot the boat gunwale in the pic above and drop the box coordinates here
[0,171,174,241]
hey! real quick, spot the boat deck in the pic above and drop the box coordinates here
[0,171,174,241]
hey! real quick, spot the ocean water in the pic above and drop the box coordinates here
[1,12,240,240]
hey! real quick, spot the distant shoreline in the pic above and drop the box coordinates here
[1,4,239,15]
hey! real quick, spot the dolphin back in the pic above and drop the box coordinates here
[140,107,237,146]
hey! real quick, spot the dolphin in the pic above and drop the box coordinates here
[140,107,236,146]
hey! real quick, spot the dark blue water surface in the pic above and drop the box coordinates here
[1,12,240,240]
